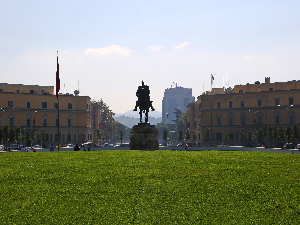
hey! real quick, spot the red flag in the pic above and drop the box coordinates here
[211,74,214,81]
[56,54,60,100]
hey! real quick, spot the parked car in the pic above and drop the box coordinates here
[284,143,296,149]
[33,145,41,149]
[218,143,230,147]
[297,144,300,149]
[10,144,19,150]
[0,145,4,150]
[67,144,75,148]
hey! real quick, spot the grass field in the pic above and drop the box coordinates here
[1,150,300,224]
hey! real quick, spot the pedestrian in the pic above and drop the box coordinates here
[88,146,90,151]
[74,144,80,151]
[50,144,54,152]
[185,144,188,151]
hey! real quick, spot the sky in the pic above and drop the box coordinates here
[1,0,300,114]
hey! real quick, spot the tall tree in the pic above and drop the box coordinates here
[0,127,2,144]
[293,124,300,142]
[96,129,102,145]
[9,128,15,150]
[120,130,124,145]
[15,126,21,148]
[273,126,279,146]
[278,126,286,142]
[224,129,229,143]
[240,128,247,145]
[3,126,9,150]
[252,128,257,146]
[267,125,274,147]
[286,125,293,143]
[178,130,183,142]
[41,130,47,148]
[30,129,36,147]
[163,129,168,145]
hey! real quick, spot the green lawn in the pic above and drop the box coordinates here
[0,150,300,224]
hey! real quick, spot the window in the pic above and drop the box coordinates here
[90,134,92,140]
[275,116,280,124]
[10,118,14,126]
[43,119,47,126]
[30,90,34,94]
[239,90,243,93]
[68,119,71,127]
[198,103,201,109]
[42,102,47,108]
[87,104,89,110]
[241,117,246,125]
[68,134,71,142]
[55,103,59,109]
[241,100,245,107]
[27,101,31,108]
[17,90,20,93]
[229,117,233,125]
[275,98,280,106]
[217,118,221,126]
[257,99,262,106]
[0,89,3,92]
[217,102,220,108]
[8,100,14,107]
[27,119,31,127]
[288,111,295,125]
[228,101,232,108]
[56,119,59,126]
[269,88,273,91]
[257,117,262,125]
[290,116,294,124]
[289,97,294,105]
[68,103,72,109]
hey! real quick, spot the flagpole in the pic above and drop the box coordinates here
[56,51,60,151]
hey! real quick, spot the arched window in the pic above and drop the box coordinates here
[240,112,246,125]
[42,114,48,127]
[274,111,281,125]
[8,113,15,126]
[228,113,234,125]
[26,113,32,127]
[67,114,72,127]
[255,111,263,125]
[216,113,222,126]
[288,111,295,125]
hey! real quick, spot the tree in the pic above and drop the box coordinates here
[96,129,102,145]
[278,126,286,142]
[9,128,15,149]
[41,130,47,148]
[0,127,2,144]
[163,129,168,145]
[267,125,274,147]
[3,126,9,150]
[240,128,247,145]
[286,125,293,143]
[178,130,183,142]
[224,130,229,143]
[186,130,190,141]
[204,129,211,142]
[15,126,21,148]
[30,129,36,147]
[120,130,124,145]
[252,128,257,146]
[273,126,279,146]
[172,108,182,124]
[293,124,300,142]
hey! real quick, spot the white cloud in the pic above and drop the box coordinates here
[174,42,189,50]
[84,45,132,57]
[145,45,166,52]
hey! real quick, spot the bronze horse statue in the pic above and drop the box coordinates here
[133,81,155,123]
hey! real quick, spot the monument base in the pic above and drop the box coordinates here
[130,123,159,150]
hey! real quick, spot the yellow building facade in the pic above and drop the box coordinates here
[187,78,300,146]
[0,83,100,146]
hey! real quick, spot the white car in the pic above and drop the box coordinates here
[67,144,75,148]
[218,143,230,147]
[33,145,41,149]
[0,145,4,150]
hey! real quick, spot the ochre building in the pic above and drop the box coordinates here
[187,78,300,146]
[0,83,101,146]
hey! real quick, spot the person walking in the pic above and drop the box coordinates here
[50,144,54,152]
[74,144,80,151]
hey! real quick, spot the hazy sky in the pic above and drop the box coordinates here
[1,0,300,114]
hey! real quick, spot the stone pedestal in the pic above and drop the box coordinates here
[130,123,159,150]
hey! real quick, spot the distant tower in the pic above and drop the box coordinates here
[162,84,195,124]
